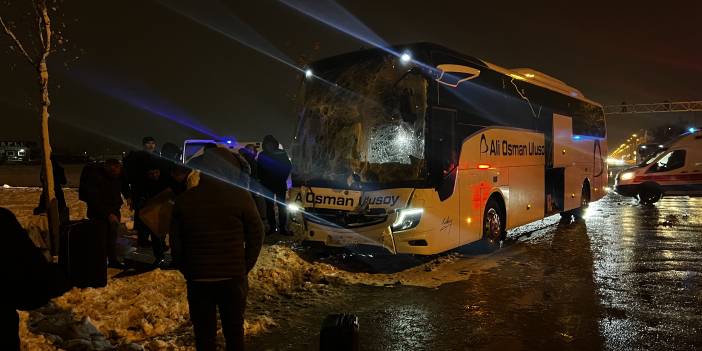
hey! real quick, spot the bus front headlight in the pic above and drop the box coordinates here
[620,172,635,181]
[287,203,303,223]
[287,203,303,213]
[392,208,423,232]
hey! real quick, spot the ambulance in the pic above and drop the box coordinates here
[615,129,702,204]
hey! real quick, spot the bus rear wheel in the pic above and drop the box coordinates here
[482,198,505,248]
[561,182,590,221]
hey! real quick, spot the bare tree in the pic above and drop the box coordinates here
[1,0,62,252]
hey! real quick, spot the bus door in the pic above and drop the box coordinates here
[551,114,582,212]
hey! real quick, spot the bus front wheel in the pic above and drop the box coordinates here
[482,197,506,248]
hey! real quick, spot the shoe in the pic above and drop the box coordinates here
[108,260,127,269]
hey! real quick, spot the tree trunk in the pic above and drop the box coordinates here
[39,58,59,256]
[36,1,60,257]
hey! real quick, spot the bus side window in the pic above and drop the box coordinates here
[429,107,457,178]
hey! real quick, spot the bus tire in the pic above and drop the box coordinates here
[482,197,506,248]
[571,181,591,219]
[638,183,661,205]
[561,181,591,221]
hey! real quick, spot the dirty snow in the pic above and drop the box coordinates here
[1,187,492,350]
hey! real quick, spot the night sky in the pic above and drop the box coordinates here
[1,0,700,153]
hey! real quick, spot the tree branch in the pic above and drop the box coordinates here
[38,0,51,61]
[33,0,46,50]
[0,15,35,65]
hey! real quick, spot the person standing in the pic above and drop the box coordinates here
[170,160,264,351]
[34,155,69,225]
[160,142,182,163]
[140,162,169,267]
[79,159,126,269]
[123,136,160,247]
[257,135,292,235]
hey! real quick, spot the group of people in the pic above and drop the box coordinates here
[3,133,295,350]
[75,134,293,350]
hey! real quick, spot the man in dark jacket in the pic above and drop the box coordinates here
[170,159,264,351]
[80,159,126,268]
[257,135,293,235]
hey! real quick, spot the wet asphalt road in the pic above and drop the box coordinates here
[249,193,702,351]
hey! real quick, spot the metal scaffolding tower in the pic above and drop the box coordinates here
[604,101,702,115]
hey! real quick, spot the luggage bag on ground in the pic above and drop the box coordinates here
[319,313,359,351]
[59,220,107,288]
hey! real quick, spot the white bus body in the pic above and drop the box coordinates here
[288,43,607,255]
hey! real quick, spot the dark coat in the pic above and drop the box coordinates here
[257,149,292,193]
[0,207,66,310]
[123,150,162,200]
[169,175,264,280]
[1,207,70,346]
[81,167,124,220]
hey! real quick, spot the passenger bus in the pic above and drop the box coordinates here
[287,43,607,254]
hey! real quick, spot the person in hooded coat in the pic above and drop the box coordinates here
[256,135,292,235]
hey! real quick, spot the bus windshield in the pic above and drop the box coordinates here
[290,53,428,189]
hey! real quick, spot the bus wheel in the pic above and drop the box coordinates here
[572,183,591,219]
[561,182,590,221]
[482,198,505,248]
[638,184,661,205]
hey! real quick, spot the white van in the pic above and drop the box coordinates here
[615,130,702,204]
[182,139,261,163]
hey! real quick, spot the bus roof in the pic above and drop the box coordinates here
[311,42,600,107]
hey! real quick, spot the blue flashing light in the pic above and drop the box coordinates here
[689,127,697,133]
[572,134,602,141]
[226,140,233,144]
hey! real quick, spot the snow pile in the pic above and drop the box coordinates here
[248,245,347,298]
[0,187,88,228]
[55,269,188,343]
[20,245,340,349]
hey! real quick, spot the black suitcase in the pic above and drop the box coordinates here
[320,313,359,351]
[59,220,108,288]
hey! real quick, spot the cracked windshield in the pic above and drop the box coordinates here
[291,53,428,189]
